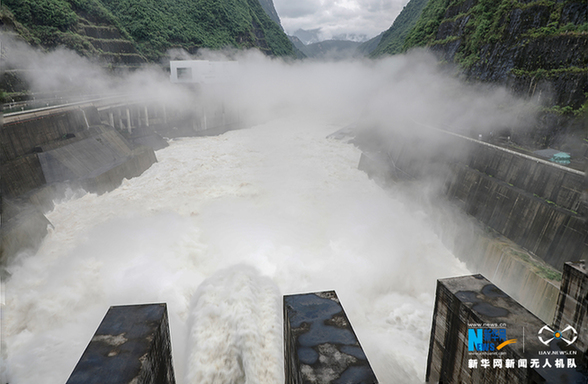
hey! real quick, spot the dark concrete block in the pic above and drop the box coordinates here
[37,127,133,183]
[284,291,378,384]
[426,274,587,383]
[553,262,588,353]
[0,202,50,264]
[66,303,175,384]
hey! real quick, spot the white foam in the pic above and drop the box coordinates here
[184,266,283,384]
[4,116,469,383]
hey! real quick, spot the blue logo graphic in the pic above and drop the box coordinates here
[468,328,515,351]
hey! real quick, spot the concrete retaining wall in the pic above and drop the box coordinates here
[0,154,46,197]
[0,202,51,264]
[1,107,100,163]
[464,141,584,212]
[356,127,588,271]
[448,164,586,270]
[1,96,246,263]
[1,125,156,199]
[355,127,586,322]
[1,106,159,264]
[451,226,560,323]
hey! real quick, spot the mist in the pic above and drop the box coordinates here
[2,41,539,383]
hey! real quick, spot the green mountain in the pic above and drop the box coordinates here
[357,32,383,56]
[370,0,429,57]
[257,0,282,30]
[0,0,294,62]
[402,0,587,109]
[373,0,588,146]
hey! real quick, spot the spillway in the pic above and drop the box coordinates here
[3,115,470,383]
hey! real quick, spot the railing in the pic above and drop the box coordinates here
[2,93,134,116]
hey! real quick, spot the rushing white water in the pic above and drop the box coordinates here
[4,115,470,383]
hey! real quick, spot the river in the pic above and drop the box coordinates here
[4,112,470,383]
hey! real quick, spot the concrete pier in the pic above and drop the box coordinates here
[66,303,175,384]
[426,274,586,383]
[553,261,588,353]
[284,291,378,384]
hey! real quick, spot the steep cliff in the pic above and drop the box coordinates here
[402,0,587,145]
[0,0,293,61]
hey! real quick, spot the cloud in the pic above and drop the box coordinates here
[274,0,408,41]
[274,0,322,18]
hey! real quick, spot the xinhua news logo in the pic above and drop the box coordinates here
[468,328,517,352]
[538,325,578,346]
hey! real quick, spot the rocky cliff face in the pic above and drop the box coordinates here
[428,1,587,108]
[397,0,588,147]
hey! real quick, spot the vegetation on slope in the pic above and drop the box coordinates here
[400,0,588,116]
[1,0,294,60]
[401,0,449,50]
[370,0,430,57]
[403,0,588,67]
[2,0,131,51]
[99,0,293,59]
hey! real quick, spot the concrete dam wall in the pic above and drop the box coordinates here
[355,126,587,322]
[357,126,587,270]
[1,95,244,263]
[448,138,586,270]
[1,103,158,263]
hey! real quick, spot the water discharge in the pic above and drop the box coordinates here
[4,115,470,383]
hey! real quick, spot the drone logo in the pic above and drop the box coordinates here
[538,325,578,346]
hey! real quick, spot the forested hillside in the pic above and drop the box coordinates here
[0,0,293,62]
[369,0,429,57]
[374,0,588,147]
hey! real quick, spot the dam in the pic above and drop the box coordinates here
[2,56,586,383]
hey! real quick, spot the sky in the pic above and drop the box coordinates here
[273,0,410,43]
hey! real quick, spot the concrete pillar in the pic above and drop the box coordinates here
[118,109,124,131]
[66,303,176,384]
[553,262,588,353]
[426,274,586,383]
[284,291,378,384]
[126,108,132,134]
[80,108,90,129]
[144,106,149,127]
[109,112,114,128]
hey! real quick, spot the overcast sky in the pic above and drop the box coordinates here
[273,0,410,42]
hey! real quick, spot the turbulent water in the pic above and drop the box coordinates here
[4,115,470,383]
